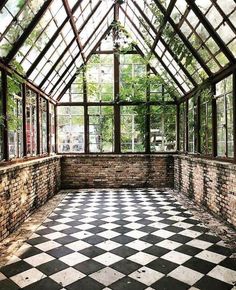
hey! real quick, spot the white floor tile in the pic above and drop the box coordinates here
[168,265,204,285]
[65,240,91,251]
[11,268,46,288]
[126,240,152,251]
[93,252,123,266]
[195,250,226,264]
[90,267,124,286]
[96,240,121,251]
[162,251,191,264]
[208,265,236,284]
[129,266,164,285]
[127,252,156,265]
[35,241,61,251]
[59,252,89,266]
[24,253,54,267]
[50,267,85,286]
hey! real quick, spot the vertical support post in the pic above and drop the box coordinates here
[1,70,9,161]
[83,67,89,153]
[146,64,150,153]
[114,53,121,153]
[46,99,50,154]
[114,3,121,153]
[36,94,40,155]
[176,103,180,151]
[212,84,217,157]
[233,71,236,162]
[54,105,58,153]
[22,83,27,156]
[196,94,201,153]
[185,100,188,152]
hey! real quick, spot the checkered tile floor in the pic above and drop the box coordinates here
[0,189,235,290]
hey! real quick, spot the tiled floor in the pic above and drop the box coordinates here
[0,189,235,290]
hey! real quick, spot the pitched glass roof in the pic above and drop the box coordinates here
[0,0,235,101]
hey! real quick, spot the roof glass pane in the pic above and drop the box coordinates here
[0,0,46,57]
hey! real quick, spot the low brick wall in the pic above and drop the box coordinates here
[0,156,61,241]
[61,154,174,189]
[174,155,236,228]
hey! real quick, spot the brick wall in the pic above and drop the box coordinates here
[174,155,236,228]
[61,155,174,189]
[0,156,61,241]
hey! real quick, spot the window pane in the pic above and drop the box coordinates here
[39,98,47,154]
[26,88,37,156]
[88,106,114,153]
[121,106,146,152]
[150,105,176,152]
[200,88,212,155]
[7,76,23,159]
[216,74,234,157]
[57,106,84,153]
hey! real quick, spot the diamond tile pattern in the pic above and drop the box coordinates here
[0,189,235,290]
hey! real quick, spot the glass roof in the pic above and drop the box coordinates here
[0,0,235,101]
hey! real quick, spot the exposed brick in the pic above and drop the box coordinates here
[174,155,236,228]
[0,157,61,242]
[61,155,174,189]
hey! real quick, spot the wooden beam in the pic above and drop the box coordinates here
[233,71,236,162]
[0,59,56,104]
[22,83,27,156]
[62,0,85,62]
[49,5,114,98]
[5,0,53,63]
[120,6,186,95]
[1,70,9,161]
[185,0,235,63]
[26,0,88,78]
[179,62,236,104]
[153,0,212,77]
[151,0,176,52]
[0,1,8,11]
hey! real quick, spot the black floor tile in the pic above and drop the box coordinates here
[183,257,216,274]
[143,245,169,257]
[0,261,32,277]
[151,276,189,290]
[22,277,61,290]
[194,276,233,290]
[47,246,74,258]
[111,246,138,258]
[67,276,104,290]
[0,279,19,290]
[110,276,146,290]
[74,259,104,275]
[37,259,68,275]
[79,246,106,258]
[147,258,179,274]
[111,259,141,275]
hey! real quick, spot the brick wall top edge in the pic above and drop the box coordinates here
[174,155,236,170]
[61,154,174,159]
[0,156,61,175]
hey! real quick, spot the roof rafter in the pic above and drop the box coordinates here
[131,0,197,87]
[134,44,178,103]
[52,6,114,98]
[62,0,85,63]
[57,25,114,102]
[153,0,212,77]
[39,1,106,89]
[150,0,177,53]
[0,0,8,12]
[5,0,54,63]
[120,5,186,95]
[185,0,235,64]
[26,0,86,78]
